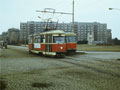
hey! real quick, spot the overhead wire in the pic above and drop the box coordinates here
[37,0,74,23]
[51,0,73,22]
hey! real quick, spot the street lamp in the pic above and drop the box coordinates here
[109,8,120,10]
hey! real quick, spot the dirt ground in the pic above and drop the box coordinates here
[0,46,120,90]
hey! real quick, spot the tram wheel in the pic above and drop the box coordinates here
[55,54,65,58]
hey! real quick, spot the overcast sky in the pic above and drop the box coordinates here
[0,0,120,39]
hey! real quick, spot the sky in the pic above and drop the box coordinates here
[0,0,120,39]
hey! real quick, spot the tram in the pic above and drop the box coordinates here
[65,32,77,53]
[28,30,77,56]
[29,30,66,56]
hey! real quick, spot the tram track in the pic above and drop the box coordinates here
[66,55,120,66]
[54,56,120,78]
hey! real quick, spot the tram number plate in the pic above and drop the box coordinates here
[34,43,41,48]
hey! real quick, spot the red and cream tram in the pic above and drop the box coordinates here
[28,30,77,56]
[65,32,77,53]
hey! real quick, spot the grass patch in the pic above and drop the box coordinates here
[77,44,120,52]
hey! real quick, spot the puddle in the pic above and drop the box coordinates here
[117,59,120,61]
[32,82,52,88]
[0,80,7,90]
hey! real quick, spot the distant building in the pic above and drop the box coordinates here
[0,34,2,41]
[20,21,112,44]
[20,21,58,43]
[107,29,112,44]
[8,28,19,45]
[20,21,44,44]
[58,22,111,44]
[1,32,8,42]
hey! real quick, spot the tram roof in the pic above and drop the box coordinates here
[29,30,76,36]
[40,30,65,35]
[65,32,76,36]
[29,30,65,36]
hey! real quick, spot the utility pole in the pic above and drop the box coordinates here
[72,0,75,33]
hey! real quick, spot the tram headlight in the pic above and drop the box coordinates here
[60,46,63,50]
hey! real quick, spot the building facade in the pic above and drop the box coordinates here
[8,28,19,45]
[20,21,44,44]
[0,34,2,41]
[0,28,19,45]
[107,29,112,44]
[20,21,112,44]
[20,21,58,43]
[57,22,112,44]
[1,32,8,42]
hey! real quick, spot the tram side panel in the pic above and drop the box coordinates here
[33,43,45,51]
[28,44,33,50]
[52,44,66,52]
[65,34,77,53]
[66,43,76,51]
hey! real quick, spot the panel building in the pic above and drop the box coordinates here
[20,21,112,44]
[57,22,112,44]
[1,32,8,42]
[8,28,19,45]
[0,34,2,41]
[0,28,19,45]
[20,21,57,43]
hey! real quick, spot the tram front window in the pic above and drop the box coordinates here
[66,36,76,42]
[53,36,65,43]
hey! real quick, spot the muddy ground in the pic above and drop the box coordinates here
[0,46,120,90]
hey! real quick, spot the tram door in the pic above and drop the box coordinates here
[32,36,34,50]
[29,35,34,50]
[45,34,52,52]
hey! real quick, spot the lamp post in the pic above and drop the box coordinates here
[109,8,120,11]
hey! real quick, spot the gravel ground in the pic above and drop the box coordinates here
[0,45,120,90]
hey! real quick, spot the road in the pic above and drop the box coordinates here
[0,46,120,90]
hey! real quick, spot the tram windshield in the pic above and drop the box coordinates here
[66,36,76,42]
[53,36,65,43]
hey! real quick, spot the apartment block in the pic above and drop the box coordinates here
[8,28,19,44]
[1,32,8,42]
[20,21,112,44]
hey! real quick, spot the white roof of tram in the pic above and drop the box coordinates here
[40,30,65,35]
[65,32,76,36]
[29,30,76,36]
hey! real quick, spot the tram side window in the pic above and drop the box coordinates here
[35,36,40,43]
[53,36,65,43]
[40,35,44,43]
[35,38,38,43]
[66,36,76,42]
[46,35,52,43]
[38,37,40,43]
